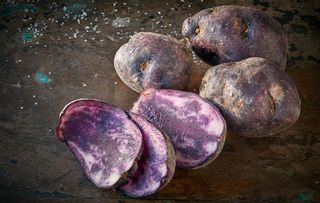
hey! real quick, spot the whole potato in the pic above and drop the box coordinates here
[182,6,287,69]
[114,32,192,93]
[199,57,301,137]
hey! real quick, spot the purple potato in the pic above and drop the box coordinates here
[200,57,301,137]
[56,99,143,189]
[119,113,176,197]
[131,88,227,169]
[114,32,192,93]
[182,6,287,69]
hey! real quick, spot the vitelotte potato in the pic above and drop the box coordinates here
[182,6,287,69]
[200,57,301,137]
[114,32,192,93]
[119,112,175,197]
[56,99,143,189]
[131,88,227,168]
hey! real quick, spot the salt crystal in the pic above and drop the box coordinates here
[112,17,130,28]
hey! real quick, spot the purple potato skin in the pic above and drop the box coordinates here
[119,113,175,197]
[200,57,301,137]
[131,88,227,169]
[56,99,143,189]
[114,32,192,93]
[182,6,288,69]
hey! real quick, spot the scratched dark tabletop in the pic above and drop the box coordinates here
[0,0,319,202]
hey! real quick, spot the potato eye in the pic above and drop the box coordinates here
[242,23,248,35]
[139,61,149,71]
[195,26,200,34]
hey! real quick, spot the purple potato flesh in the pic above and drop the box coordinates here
[56,99,143,189]
[114,32,192,93]
[182,6,287,69]
[200,57,301,137]
[119,113,176,197]
[131,88,227,168]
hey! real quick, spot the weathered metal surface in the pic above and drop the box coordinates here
[0,0,319,202]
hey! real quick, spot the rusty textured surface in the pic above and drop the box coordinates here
[0,0,319,202]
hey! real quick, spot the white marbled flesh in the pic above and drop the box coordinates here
[131,89,227,168]
[56,99,143,188]
[119,112,175,197]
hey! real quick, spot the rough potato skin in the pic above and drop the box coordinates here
[114,32,192,93]
[200,57,301,137]
[182,6,288,69]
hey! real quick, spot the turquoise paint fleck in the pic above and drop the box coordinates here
[64,3,86,15]
[297,192,313,201]
[21,32,33,42]
[35,72,52,84]
[0,3,38,16]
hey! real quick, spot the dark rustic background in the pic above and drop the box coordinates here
[0,0,319,202]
